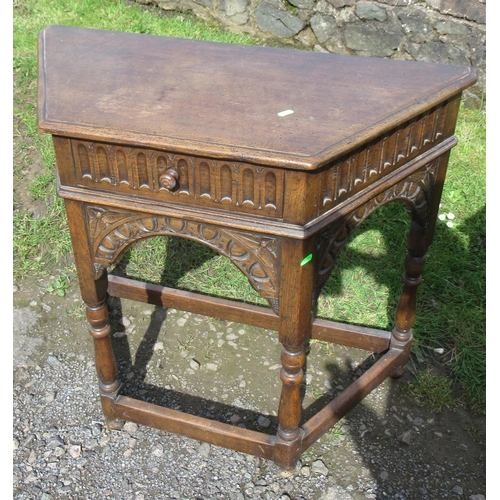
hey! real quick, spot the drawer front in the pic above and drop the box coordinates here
[68,140,284,218]
[317,100,454,216]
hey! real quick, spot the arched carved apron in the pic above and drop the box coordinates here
[315,159,440,300]
[85,158,439,317]
[85,206,281,314]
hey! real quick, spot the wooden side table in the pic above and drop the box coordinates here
[38,25,476,470]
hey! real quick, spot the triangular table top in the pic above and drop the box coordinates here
[38,25,476,169]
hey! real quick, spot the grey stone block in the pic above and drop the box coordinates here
[431,0,485,24]
[254,1,305,37]
[220,0,248,16]
[289,0,316,8]
[466,35,486,67]
[229,11,249,24]
[433,20,470,36]
[326,0,355,7]
[345,24,403,57]
[194,0,217,8]
[355,2,388,22]
[398,14,432,35]
[310,13,336,43]
[407,41,470,65]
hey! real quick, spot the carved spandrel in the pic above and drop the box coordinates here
[85,206,281,314]
[72,141,284,217]
[315,159,440,297]
[320,103,448,213]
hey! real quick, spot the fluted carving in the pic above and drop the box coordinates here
[72,141,284,216]
[319,103,448,213]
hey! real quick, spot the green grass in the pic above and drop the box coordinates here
[13,0,486,413]
[402,369,456,413]
[13,201,73,276]
[112,236,267,306]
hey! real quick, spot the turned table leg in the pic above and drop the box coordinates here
[391,155,450,377]
[390,219,427,377]
[64,200,122,427]
[274,237,316,469]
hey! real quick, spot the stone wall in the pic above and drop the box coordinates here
[137,0,486,107]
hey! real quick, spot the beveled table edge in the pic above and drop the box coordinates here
[38,82,473,170]
[37,25,476,170]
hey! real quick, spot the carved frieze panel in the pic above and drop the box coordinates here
[319,103,448,215]
[85,205,281,313]
[71,141,284,217]
[315,159,440,296]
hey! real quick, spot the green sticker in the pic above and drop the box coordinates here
[300,253,313,266]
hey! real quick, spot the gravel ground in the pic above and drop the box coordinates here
[13,276,486,500]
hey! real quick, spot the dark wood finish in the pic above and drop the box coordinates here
[276,237,316,446]
[115,396,276,460]
[63,199,122,427]
[107,275,392,352]
[38,25,474,170]
[38,25,476,470]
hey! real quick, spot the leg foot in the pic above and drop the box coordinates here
[391,365,406,379]
[277,465,298,478]
[104,417,125,430]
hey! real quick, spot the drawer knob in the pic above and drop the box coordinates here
[159,168,179,191]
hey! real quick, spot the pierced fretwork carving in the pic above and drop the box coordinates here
[315,160,439,297]
[85,206,281,313]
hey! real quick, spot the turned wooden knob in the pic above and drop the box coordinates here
[159,168,179,190]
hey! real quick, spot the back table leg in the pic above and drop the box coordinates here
[390,219,427,377]
[391,154,450,377]
[64,200,123,427]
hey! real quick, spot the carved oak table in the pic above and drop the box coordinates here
[38,25,476,470]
